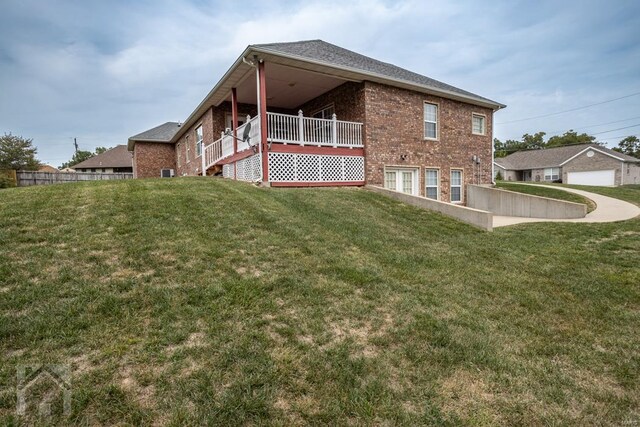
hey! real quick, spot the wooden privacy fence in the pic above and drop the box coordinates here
[16,171,133,186]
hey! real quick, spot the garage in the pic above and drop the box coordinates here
[567,169,615,186]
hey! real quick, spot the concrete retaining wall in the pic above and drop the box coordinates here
[366,185,493,231]
[467,185,587,219]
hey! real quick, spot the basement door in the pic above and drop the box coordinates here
[384,168,419,195]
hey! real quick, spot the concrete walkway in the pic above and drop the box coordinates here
[493,184,640,228]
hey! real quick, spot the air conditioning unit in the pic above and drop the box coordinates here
[160,169,175,178]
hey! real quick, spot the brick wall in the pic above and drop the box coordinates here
[363,82,494,202]
[296,82,366,123]
[133,142,176,178]
[562,150,623,185]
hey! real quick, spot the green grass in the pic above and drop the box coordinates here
[496,181,597,212]
[1,179,639,425]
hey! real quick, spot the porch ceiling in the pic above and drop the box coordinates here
[227,62,353,109]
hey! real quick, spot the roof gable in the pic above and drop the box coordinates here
[253,40,504,109]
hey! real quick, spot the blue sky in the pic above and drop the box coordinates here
[1,0,639,166]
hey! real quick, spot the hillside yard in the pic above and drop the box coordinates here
[1,179,639,425]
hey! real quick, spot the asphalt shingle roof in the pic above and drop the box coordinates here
[72,145,133,169]
[129,122,181,142]
[494,144,639,170]
[253,40,504,108]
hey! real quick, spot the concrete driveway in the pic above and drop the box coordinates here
[493,184,640,228]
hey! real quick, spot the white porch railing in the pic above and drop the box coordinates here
[267,111,363,148]
[202,111,362,173]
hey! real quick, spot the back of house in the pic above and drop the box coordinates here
[128,40,505,203]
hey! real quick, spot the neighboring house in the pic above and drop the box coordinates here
[494,144,640,186]
[60,167,76,173]
[38,164,60,173]
[127,122,181,178]
[128,40,505,203]
[71,145,133,173]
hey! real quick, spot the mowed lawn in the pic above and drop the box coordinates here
[1,179,639,425]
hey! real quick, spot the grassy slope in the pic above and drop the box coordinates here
[495,181,597,212]
[1,179,639,425]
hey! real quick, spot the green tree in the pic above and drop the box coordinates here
[546,130,596,147]
[0,133,40,170]
[95,146,109,155]
[60,150,94,169]
[521,132,547,150]
[613,136,639,158]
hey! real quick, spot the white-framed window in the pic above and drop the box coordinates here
[544,167,560,181]
[384,167,418,195]
[177,143,182,168]
[450,169,463,203]
[472,113,486,135]
[424,102,438,140]
[312,104,335,119]
[195,125,203,157]
[425,169,439,200]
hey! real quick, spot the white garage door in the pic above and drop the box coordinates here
[567,170,615,186]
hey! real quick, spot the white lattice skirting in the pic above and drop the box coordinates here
[236,154,262,182]
[222,163,234,179]
[268,153,365,182]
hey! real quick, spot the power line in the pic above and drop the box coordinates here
[496,91,640,125]
[590,123,640,135]
[544,115,640,136]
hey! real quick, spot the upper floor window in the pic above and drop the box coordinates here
[424,103,438,140]
[544,168,560,181]
[195,125,203,157]
[472,113,486,135]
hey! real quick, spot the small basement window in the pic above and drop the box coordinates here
[425,169,439,200]
[451,169,463,203]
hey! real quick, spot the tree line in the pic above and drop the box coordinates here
[0,133,111,170]
[494,130,640,159]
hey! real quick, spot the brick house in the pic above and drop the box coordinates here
[72,145,133,173]
[494,144,640,186]
[128,40,505,203]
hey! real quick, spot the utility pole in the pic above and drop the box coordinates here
[73,138,78,153]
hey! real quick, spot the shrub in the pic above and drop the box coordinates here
[495,170,503,181]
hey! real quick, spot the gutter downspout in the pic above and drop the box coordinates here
[491,106,502,186]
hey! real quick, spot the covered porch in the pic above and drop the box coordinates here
[199,59,365,186]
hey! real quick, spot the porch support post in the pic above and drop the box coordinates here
[231,87,238,179]
[332,113,338,148]
[258,60,269,182]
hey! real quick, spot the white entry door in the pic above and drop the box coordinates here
[384,168,418,195]
[567,170,615,186]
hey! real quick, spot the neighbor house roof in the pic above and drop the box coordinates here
[72,145,133,169]
[127,122,181,150]
[494,144,639,170]
[171,39,505,143]
[38,164,59,173]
